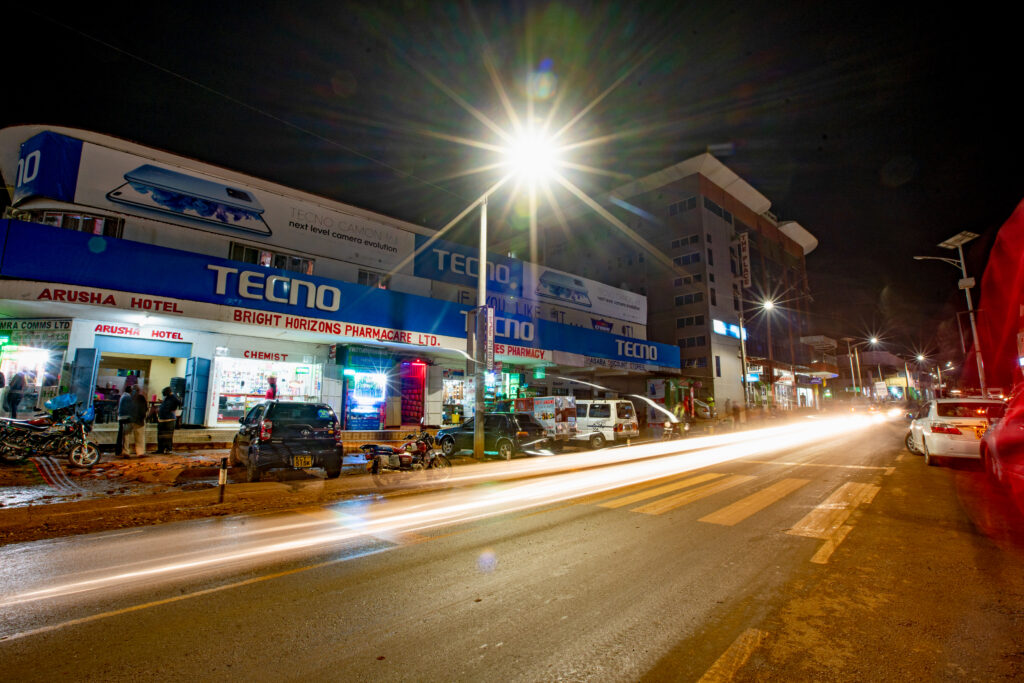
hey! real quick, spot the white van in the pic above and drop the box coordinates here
[572,399,639,449]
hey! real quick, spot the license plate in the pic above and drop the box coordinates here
[293,455,313,468]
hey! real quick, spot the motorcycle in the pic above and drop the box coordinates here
[662,418,692,440]
[0,394,100,467]
[361,430,451,484]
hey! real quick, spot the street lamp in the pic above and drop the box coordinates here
[470,127,558,459]
[913,230,987,397]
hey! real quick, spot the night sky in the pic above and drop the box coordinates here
[3,2,1020,354]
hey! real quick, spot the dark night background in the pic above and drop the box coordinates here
[2,1,1020,355]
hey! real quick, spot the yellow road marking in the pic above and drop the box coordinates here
[599,473,724,509]
[787,481,880,539]
[698,628,769,683]
[699,478,810,526]
[810,524,854,564]
[632,475,754,515]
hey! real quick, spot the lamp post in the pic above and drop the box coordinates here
[843,337,859,396]
[914,231,987,397]
[739,312,750,408]
[469,127,558,459]
[763,300,775,408]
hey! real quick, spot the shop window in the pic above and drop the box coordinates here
[358,270,391,290]
[230,242,313,274]
[35,210,124,238]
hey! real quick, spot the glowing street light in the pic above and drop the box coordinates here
[470,127,559,459]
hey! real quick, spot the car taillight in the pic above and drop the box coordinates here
[259,419,273,441]
[930,423,961,435]
[517,430,529,438]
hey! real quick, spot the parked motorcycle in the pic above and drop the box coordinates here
[361,430,451,484]
[0,394,99,467]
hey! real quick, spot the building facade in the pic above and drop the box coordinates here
[0,125,679,430]
[542,154,819,410]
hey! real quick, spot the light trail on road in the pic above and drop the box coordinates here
[0,414,891,613]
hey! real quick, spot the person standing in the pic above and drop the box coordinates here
[6,370,26,419]
[117,387,134,456]
[265,375,278,399]
[156,387,181,454]
[127,385,148,457]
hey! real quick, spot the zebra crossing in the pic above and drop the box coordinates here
[587,467,881,563]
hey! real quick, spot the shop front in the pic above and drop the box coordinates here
[0,318,71,415]
[208,344,325,425]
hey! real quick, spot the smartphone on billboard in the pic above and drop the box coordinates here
[537,270,593,307]
[106,164,272,236]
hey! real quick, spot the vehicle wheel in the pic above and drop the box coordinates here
[324,457,341,479]
[589,433,607,450]
[923,441,937,467]
[246,452,261,482]
[69,442,100,468]
[228,439,241,467]
[497,439,513,461]
[905,432,919,455]
[429,454,452,479]
[440,437,456,457]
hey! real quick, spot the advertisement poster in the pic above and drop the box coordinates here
[523,263,647,325]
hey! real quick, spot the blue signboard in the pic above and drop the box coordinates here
[413,235,523,298]
[0,219,679,369]
[12,132,83,205]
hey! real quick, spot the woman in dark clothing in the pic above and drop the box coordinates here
[156,387,181,454]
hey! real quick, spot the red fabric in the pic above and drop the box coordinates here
[977,198,1024,391]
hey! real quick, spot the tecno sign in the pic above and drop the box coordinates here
[616,339,658,361]
[431,249,512,285]
[208,265,342,312]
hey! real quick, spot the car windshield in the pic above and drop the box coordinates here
[514,413,544,430]
[268,403,336,425]
[936,402,1005,418]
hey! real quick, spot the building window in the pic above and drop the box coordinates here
[668,197,698,216]
[703,197,724,218]
[706,233,712,243]
[673,252,701,266]
[710,288,717,306]
[230,243,314,274]
[707,248,714,266]
[715,355,722,377]
[36,211,124,238]
[358,270,390,289]
[676,314,706,328]
[675,292,704,306]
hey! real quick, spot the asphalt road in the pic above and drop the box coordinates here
[1,416,1022,681]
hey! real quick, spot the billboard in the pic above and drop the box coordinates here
[15,131,415,271]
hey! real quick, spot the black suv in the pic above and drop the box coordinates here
[435,412,548,460]
[231,401,342,482]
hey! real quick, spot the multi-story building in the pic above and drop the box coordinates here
[0,125,679,431]
[542,153,819,410]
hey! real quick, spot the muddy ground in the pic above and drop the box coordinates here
[0,450,388,545]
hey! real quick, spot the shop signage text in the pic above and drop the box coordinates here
[209,265,343,312]
[231,309,441,347]
[616,340,658,360]
[243,350,290,361]
[36,288,184,314]
[494,343,547,360]
[94,324,184,340]
[0,319,71,331]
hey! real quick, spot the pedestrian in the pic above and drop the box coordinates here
[117,387,134,457]
[156,387,181,454]
[127,385,148,457]
[265,375,278,399]
[6,370,26,419]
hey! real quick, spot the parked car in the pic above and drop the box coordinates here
[980,388,1024,503]
[435,412,549,460]
[905,397,1006,466]
[572,399,639,449]
[230,400,343,482]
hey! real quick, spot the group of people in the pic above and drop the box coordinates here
[115,386,182,457]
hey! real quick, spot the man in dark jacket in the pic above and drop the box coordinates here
[6,371,26,419]
[127,385,149,457]
[117,388,134,457]
[156,387,181,454]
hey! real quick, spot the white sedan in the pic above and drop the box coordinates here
[906,398,1006,466]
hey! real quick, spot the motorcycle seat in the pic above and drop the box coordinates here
[0,418,51,431]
